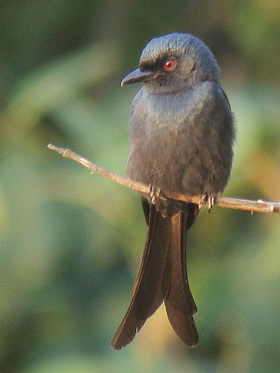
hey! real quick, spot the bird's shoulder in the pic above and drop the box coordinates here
[188,80,230,109]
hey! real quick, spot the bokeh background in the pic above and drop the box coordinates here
[0,1,280,372]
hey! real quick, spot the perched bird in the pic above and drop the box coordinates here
[111,33,235,350]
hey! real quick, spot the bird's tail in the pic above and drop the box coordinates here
[111,203,198,350]
[164,208,199,347]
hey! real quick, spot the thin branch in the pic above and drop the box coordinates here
[47,143,280,215]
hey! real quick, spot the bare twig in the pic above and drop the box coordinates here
[47,143,280,215]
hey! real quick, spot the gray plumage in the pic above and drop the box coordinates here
[111,33,235,350]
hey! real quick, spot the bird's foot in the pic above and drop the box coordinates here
[200,194,216,213]
[149,186,169,217]
[149,186,162,204]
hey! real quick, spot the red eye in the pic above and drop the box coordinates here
[163,59,177,71]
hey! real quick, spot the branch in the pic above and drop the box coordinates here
[47,143,280,215]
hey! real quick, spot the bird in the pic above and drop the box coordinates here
[111,33,235,350]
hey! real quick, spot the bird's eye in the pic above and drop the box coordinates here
[163,59,177,71]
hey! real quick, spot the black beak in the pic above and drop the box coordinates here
[121,68,154,87]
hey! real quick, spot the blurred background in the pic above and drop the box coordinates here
[0,1,280,372]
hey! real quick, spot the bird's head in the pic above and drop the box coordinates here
[121,33,220,94]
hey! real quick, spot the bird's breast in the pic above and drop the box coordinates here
[145,91,192,130]
[127,83,234,196]
[127,91,194,193]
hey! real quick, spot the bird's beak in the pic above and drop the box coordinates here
[121,68,154,87]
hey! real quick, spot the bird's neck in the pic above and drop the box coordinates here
[144,82,190,95]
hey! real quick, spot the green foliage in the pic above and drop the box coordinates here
[0,1,280,372]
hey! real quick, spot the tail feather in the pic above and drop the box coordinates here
[164,210,199,347]
[111,205,171,350]
[111,203,199,350]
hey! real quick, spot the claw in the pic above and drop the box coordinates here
[207,196,215,212]
[199,194,208,209]
[149,186,161,205]
[199,194,216,212]
[149,186,169,217]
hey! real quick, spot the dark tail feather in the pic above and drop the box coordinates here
[111,205,171,350]
[164,209,199,347]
